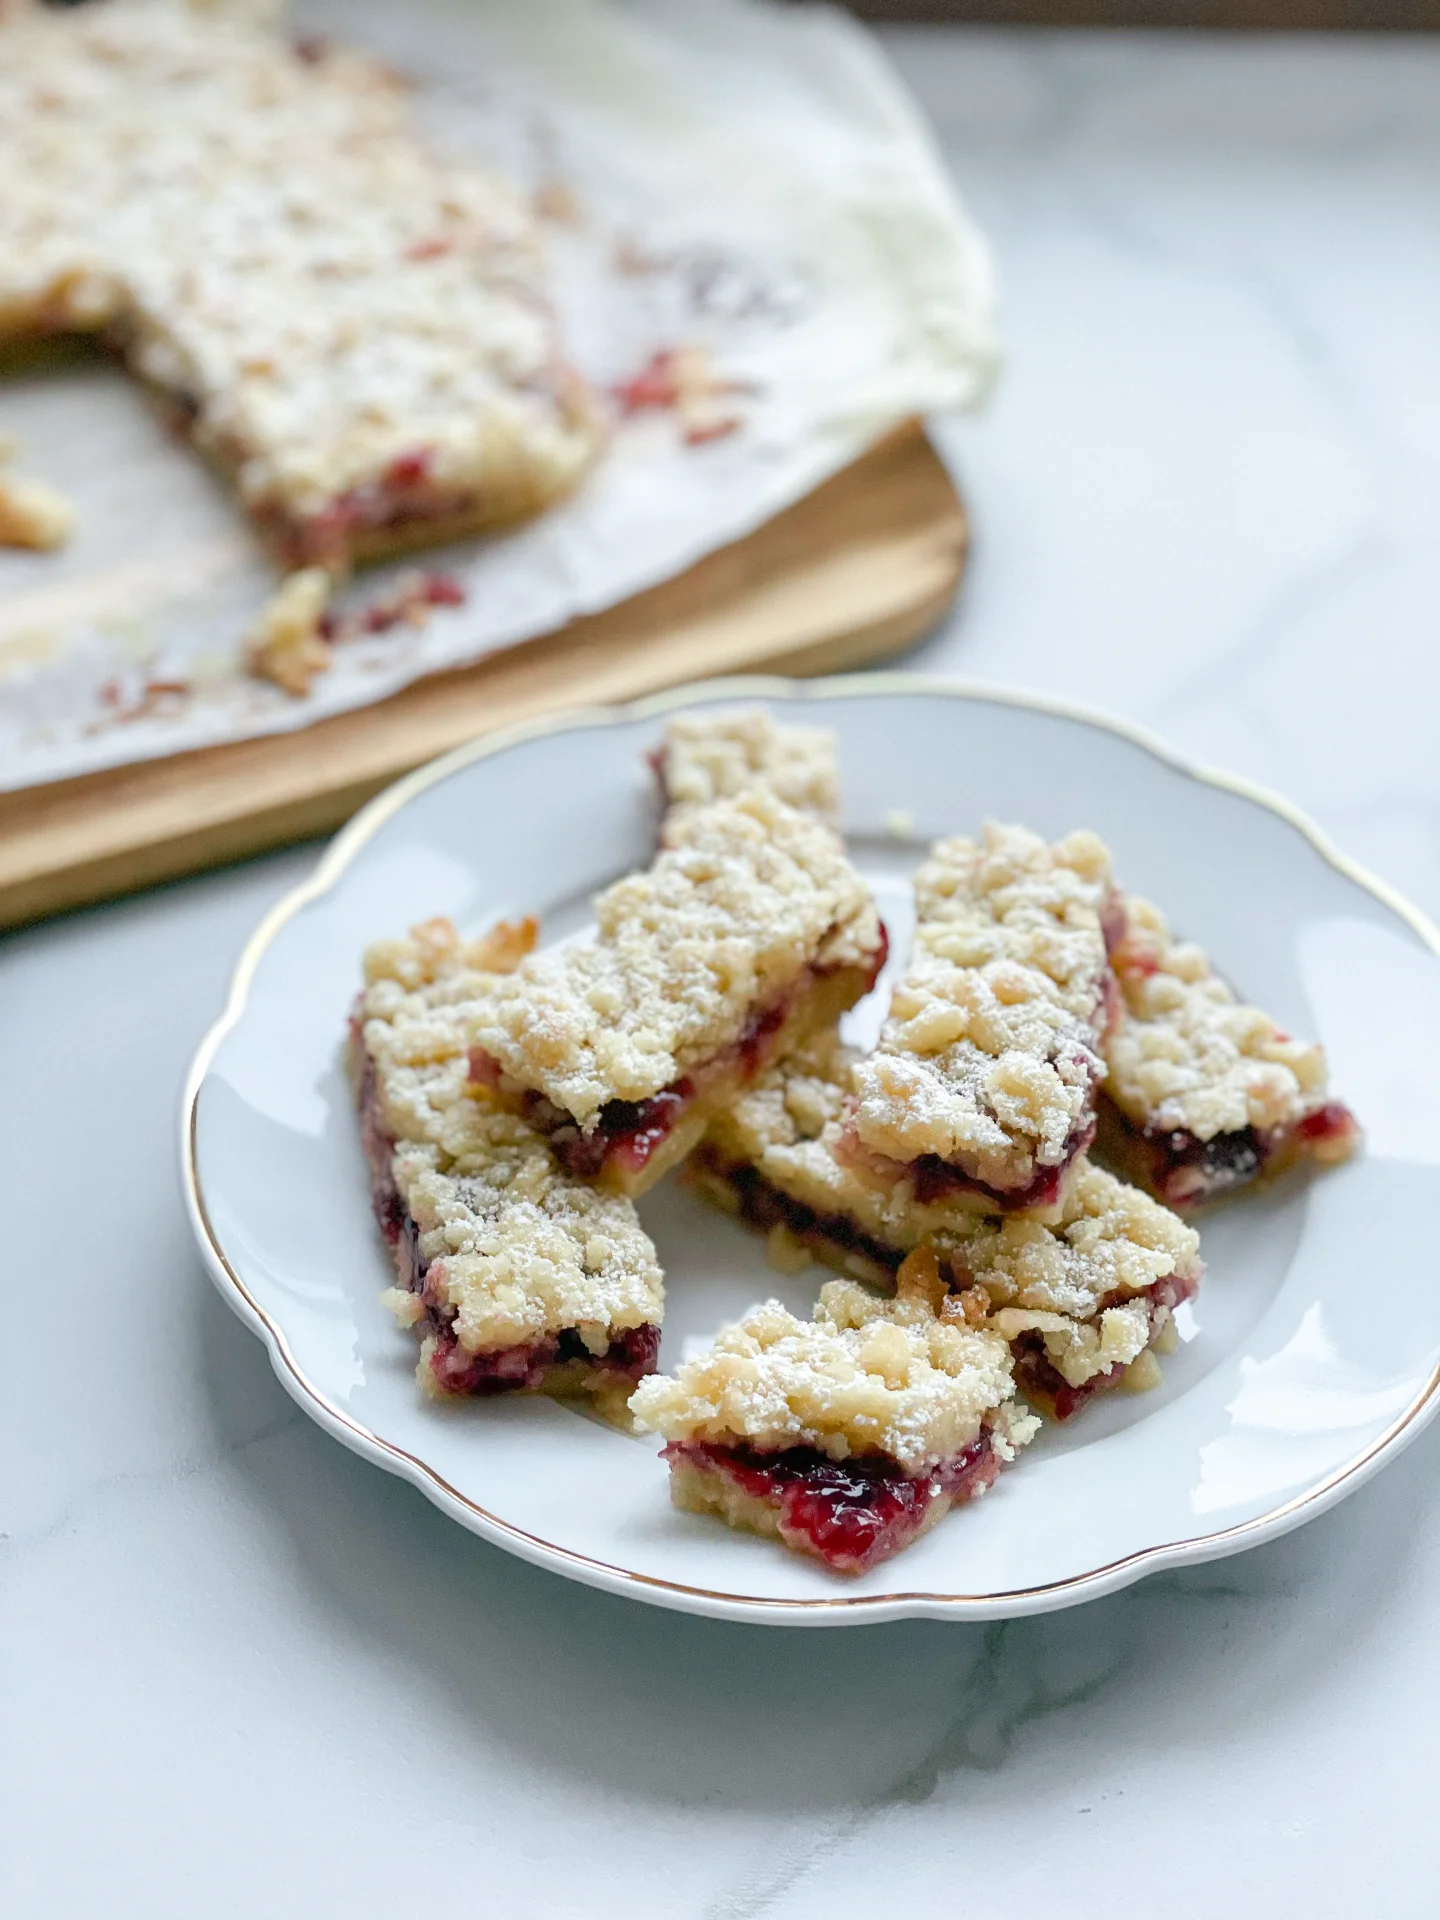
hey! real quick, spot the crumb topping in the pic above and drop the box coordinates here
[657,708,840,840]
[359,918,538,1153]
[850,822,1114,1188]
[467,791,882,1123]
[243,567,332,696]
[629,1282,1035,1474]
[0,470,75,551]
[363,915,538,993]
[0,3,598,558]
[1105,894,1332,1140]
[708,1031,1200,1390]
[391,1130,662,1354]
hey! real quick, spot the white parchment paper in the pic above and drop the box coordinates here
[0,0,997,792]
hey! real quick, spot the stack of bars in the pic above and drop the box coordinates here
[352,708,1360,1576]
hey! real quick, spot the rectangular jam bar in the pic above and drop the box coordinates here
[353,918,663,1417]
[465,790,887,1198]
[0,5,599,573]
[652,708,841,843]
[840,823,1119,1217]
[693,1030,1202,1421]
[628,1280,1038,1574]
[1097,893,1359,1209]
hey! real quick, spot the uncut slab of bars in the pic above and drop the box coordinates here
[0,2,598,572]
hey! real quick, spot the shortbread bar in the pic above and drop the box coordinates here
[1097,893,1359,1209]
[353,918,663,1415]
[840,823,1119,1216]
[652,708,841,843]
[465,791,887,1197]
[0,4,599,572]
[693,1031,1202,1421]
[629,1278,1038,1574]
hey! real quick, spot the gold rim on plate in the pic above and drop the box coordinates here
[181,673,1440,1619]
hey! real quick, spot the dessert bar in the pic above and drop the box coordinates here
[653,708,841,843]
[353,917,662,1416]
[629,1274,1037,1574]
[1098,892,1359,1209]
[465,791,886,1197]
[841,822,1119,1217]
[693,1031,1202,1421]
[0,3,599,574]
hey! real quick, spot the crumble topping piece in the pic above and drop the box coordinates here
[0,465,75,551]
[358,917,539,1154]
[353,916,661,1414]
[465,790,886,1196]
[1099,893,1359,1209]
[843,822,1117,1214]
[242,568,332,696]
[0,2,599,573]
[654,708,841,841]
[613,345,749,445]
[629,1281,1036,1573]
[363,914,538,993]
[694,1028,1202,1418]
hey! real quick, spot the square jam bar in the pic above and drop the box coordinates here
[840,823,1119,1216]
[381,1135,663,1418]
[465,791,887,1198]
[353,918,663,1417]
[1098,893,1359,1209]
[652,708,841,843]
[693,1030,1202,1421]
[629,1282,1037,1574]
[0,7,599,573]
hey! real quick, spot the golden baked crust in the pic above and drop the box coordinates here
[699,1031,1201,1393]
[467,791,883,1124]
[656,709,841,842]
[848,822,1115,1197]
[1105,893,1331,1140]
[629,1281,1037,1475]
[0,2,599,569]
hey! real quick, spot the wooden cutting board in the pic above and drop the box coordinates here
[0,420,965,930]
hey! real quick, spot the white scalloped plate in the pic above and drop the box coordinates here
[184,676,1440,1623]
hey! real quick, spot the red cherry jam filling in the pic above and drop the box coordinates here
[515,1083,696,1181]
[428,1323,660,1397]
[836,1103,1099,1214]
[906,1111,1099,1211]
[1098,1096,1359,1211]
[283,446,482,567]
[668,1433,999,1574]
[691,1147,904,1282]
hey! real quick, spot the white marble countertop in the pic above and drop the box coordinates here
[6,27,1440,1918]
